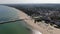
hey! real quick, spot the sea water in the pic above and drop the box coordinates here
[0,5,32,34]
[0,5,42,34]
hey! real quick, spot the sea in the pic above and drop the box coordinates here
[0,5,42,34]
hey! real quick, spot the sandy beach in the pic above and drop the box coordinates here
[17,10,60,34]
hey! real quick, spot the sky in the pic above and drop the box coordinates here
[0,0,60,4]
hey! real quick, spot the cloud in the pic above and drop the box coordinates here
[0,0,60,4]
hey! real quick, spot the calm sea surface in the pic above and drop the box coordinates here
[0,5,31,34]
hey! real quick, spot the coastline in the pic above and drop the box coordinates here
[17,10,49,34]
[17,10,60,34]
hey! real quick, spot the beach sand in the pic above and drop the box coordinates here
[17,10,60,34]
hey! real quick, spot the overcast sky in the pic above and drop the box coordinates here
[0,0,60,4]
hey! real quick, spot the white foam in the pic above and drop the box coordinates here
[32,29,42,34]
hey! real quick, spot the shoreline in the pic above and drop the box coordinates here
[17,10,49,34]
[17,10,60,34]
